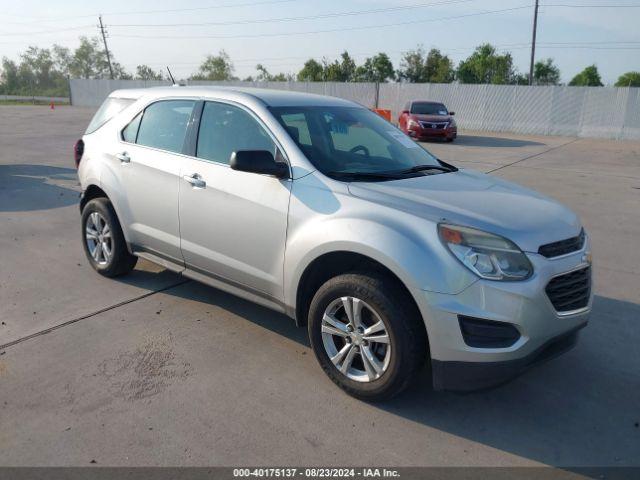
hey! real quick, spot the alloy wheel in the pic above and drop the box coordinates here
[85,211,112,265]
[321,296,391,382]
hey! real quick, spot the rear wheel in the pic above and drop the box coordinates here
[81,198,137,277]
[308,273,427,401]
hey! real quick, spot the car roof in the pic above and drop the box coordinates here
[108,85,359,108]
[411,100,446,105]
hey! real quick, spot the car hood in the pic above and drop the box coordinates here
[347,169,581,253]
[413,114,452,123]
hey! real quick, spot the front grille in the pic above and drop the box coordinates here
[419,121,448,130]
[545,267,591,312]
[538,229,585,258]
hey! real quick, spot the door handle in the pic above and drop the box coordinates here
[116,152,130,163]
[183,173,206,189]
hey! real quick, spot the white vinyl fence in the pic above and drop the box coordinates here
[69,79,640,141]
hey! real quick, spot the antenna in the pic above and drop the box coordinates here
[166,67,176,85]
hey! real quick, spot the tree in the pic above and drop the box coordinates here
[297,59,324,81]
[0,36,130,96]
[69,37,110,79]
[323,51,357,82]
[425,49,455,83]
[0,58,20,94]
[255,64,271,81]
[397,47,427,83]
[112,62,132,80]
[136,65,164,81]
[512,73,529,85]
[615,71,640,87]
[456,44,515,84]
[52,45,72,76]
[534,58,560,86]
[254,64,289,81]
[192,50,235,81]
[355,53,395,83]
[569,65,603,86]
[397,47,454,83]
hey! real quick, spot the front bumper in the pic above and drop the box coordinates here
[407,127,456,140]
[432,322,586,391]
[412,238,593,391]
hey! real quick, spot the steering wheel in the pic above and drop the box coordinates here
[349,145,370,157]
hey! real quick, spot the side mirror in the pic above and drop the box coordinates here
[449,111,455,116]
[230,150,289,179]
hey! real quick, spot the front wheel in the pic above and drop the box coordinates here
[81,197,137,277]
[308,273,427,401]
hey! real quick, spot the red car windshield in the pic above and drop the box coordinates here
[411,103,448,116]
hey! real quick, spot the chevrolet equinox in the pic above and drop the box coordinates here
[75,87,592,400]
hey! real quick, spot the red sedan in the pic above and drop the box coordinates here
[398,101,457,142]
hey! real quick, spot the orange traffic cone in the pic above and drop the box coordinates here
[50,101,55,110]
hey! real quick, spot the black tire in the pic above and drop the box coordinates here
[308,272,427,401]
[446,137,454,142]
[81,197,137,277]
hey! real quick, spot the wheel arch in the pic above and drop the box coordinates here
[80,183,132,247]
[293,250,425,337]
[80,184,109,212]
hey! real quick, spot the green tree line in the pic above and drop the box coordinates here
[2,37,638,97]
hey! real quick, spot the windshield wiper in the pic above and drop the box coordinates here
[327,161,458,181]
[327,170,405,181]
[393,163,458,175]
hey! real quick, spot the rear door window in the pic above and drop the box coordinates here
[85,97,135,134]
[136,100,195,154]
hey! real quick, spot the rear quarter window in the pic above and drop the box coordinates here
[85,97,135,134]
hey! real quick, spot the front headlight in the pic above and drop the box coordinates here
[407,118,420,129]
[438,224,533,281]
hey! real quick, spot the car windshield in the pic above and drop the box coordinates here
[269,106,444,179]
[410,103,448,115]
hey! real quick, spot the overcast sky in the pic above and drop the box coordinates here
[1,0,639,84]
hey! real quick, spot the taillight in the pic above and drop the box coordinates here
[74,139,84,168]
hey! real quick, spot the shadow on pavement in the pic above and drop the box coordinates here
[121,270,640,466]
[0,164,78,212]
[377,294,640,467]
[440,135,546,148]
[124,276,310,347]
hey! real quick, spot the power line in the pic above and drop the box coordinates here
[110,5,534,40]
[542,2,640,7]
[0,0,300,22]
[0,25,94,37]
[109,0,478,28]
[120,40,640,71]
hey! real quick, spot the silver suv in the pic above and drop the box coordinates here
[76,86,592,400]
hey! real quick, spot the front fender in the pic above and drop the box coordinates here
[283,174,477,310]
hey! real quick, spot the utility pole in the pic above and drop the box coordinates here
[98,15,114,80]
[528,0,540,86]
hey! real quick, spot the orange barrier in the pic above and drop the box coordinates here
[372,109,392,122]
